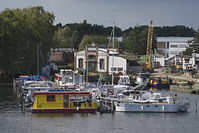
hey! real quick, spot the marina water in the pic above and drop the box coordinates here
[0,85,199,133]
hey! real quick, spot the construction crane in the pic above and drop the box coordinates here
[144,20,153,71]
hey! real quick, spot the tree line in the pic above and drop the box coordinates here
[0,6,198,82]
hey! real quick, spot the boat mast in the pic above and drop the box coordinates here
[111,21,115,85]
[37,45,40,75]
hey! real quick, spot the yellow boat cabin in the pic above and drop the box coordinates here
[32,91,97,113]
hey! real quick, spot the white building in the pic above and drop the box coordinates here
[74,46,127,75]
[182,56,195,70]
[157,37,193,59]
[154,54,165,67]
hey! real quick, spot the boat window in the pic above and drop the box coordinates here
[47,95,55,102]
[155,95,160,98]
[159,99,163,102]
[146,105,150,107]
[155,105,158,107]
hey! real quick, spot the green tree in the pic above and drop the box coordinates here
[79,35,108,50]
[123,26,156,55]
[154,25,195,37]
[53,26,73,48]
[193,30,199,44]
[183,30,199,55]
[108,38,120,48]
[123,27,145,54]
[0,6,55,81]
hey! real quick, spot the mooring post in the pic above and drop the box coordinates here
[21,88,25,114]
[196,98,198,114]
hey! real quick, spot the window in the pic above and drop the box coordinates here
[99,59,105,70]
[88,55,96,60]
[170,45,178,48]
[166,53,169,57]
[64,95,69,108]
[167,42,169,49]
[170,51,178,55]
[179,44,186,48]
[78,58,83,68]
[118,68,123,71]
[111,67,117,71]
[158,99,163,102]
[47,95,55,102]
[185,59,190,63]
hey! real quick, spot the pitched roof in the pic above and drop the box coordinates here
[50,52,63,61]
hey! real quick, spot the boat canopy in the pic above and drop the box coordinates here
[19,75,45,81]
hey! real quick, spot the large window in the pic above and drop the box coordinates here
[99,59,105,70]
[78,58,83,68]
[88,61,96,72]
[47,95,55,102]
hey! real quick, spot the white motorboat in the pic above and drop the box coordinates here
[114,92,190,113]
[23,80,58,103]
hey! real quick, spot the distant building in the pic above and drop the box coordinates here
[154,54,165,67]
[49,48,74,66]
[156,37,193,59]
[74,45,139,75]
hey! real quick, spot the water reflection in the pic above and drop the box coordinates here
[32,113,96,118]
[0,85,15,102]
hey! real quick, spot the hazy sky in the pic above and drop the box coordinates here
[0,0,199,29]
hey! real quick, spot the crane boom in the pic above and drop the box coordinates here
[144,20,153,71]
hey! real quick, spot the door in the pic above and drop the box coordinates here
[88,61,96,72]
[63,95,69,108]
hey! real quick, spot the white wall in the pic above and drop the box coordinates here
[155,56,165,66]
[169,42,188,58]
[97,51,108,72]
[157,37,193,59]
[75,50,86,69]
[108,56,127,74]
[182,57,195,70]
[76,49,127,75]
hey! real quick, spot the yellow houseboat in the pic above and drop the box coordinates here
[32,91,97,113]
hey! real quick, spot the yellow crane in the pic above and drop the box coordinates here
[144,20,153,71]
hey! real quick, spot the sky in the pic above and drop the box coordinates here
[0,0,199,30]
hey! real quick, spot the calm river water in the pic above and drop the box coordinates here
[0,85,199,133]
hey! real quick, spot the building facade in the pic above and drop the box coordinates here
[157,37,193,59]
[74,46,127,75]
